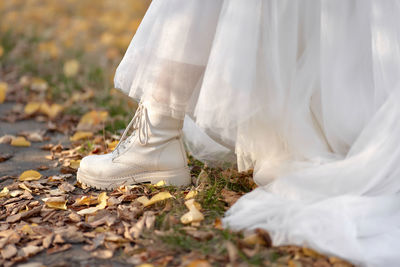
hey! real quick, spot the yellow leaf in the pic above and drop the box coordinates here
[10,190,23,197]
[19,183,32,193]
[302,247,322,258]
[77,192,108,215]
[19,170,42,181]
[144,192,173,207]
[24,102,41,115]
[70,131,93,141]
[97,192,109,209]
[74,195,98,206]
[30,77,48,92]
[107,140,119,151]
[180,199,204,224]
[136,264,155,267]
[0,46,4,57]
[39,103,63,119]
[11,136,31,147]
[77,206,100,215]
[69,159,81,169]
[77,110,108,130]
[185,190,198,200]
[154,180,166,187]
[63,59,80,77]
[43,196,67,210]
[0,82,8,103]
[136,196,149,206]
[21,225,34,235]
[186,260,212,267]
[0,187,9,198]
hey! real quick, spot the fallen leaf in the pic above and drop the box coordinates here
[19,170,42,181]
[154,180,166,187]
[136,196,149,206]
[185,190,198,200]
[180,199,204,224]
[19,183,33,193]
[69,159,81,169]
[77,192,108,215]
[77,110,108,131]
[30,77,48,92]
[91,249,113,259]
[143,192,173,207]
[186,260,212,267]
[39,103,63,119]
[70,131,93,141]
[1,244,17,259]
[26,132,44,142]
[0,45,3,57]
[302,247,323,259]
[63,59,80,77]
[0,81,8,103]
[24,102,41,115]
[43,196,68,210]
[107,140,119,151]
[11,136,31,147]
[0,153,13,162]
[74,195,98,206]
[0,187,9,197]
[97,192,109,209]
[0,135,14,144]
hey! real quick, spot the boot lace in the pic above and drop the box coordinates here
[112,103,150,160]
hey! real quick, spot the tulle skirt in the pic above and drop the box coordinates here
[114,1,400,266]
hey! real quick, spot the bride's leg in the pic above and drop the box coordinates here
[77,0,223,189]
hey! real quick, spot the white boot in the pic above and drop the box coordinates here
[77,102,191,190]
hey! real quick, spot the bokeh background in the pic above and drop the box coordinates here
[0,0,151,132]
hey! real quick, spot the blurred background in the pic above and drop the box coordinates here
[0,0,151,133]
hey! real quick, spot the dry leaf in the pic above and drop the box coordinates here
[143,192,173,207]
[39,102,63,119]
[43,196,68,210]
[26,132,44,142]
[180,199,204,224]
[19,170,42,181]
[0,135,14,144]
[63,59,80,77]
[0,45,3,57]
[24,102,41,115]
[19,183,32,193]
[91,249,113,259]
[70,131,93,141]
[77,192,108,215]
[97,192,109,209]
[30,77,48,92]
[11,136,31,147]
[186,260,212,267]
[154,180,166,187]
[77,110,108,131]
[0,187,9,198]
[136,196,149,206]
[69,159,81,169]
[74,195,98,206]
[1,244,17,259]
[21,245,41,257]
[107,140,119,151]
[185,190,198,200]
[0,81,8,103]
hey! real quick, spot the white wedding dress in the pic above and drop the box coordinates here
[114,1,400,266]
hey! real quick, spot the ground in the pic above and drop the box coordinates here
[0,1,353,267]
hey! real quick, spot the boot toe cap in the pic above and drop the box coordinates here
[79,154,113,177]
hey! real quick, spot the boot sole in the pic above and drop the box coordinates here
[76,167,191,190]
